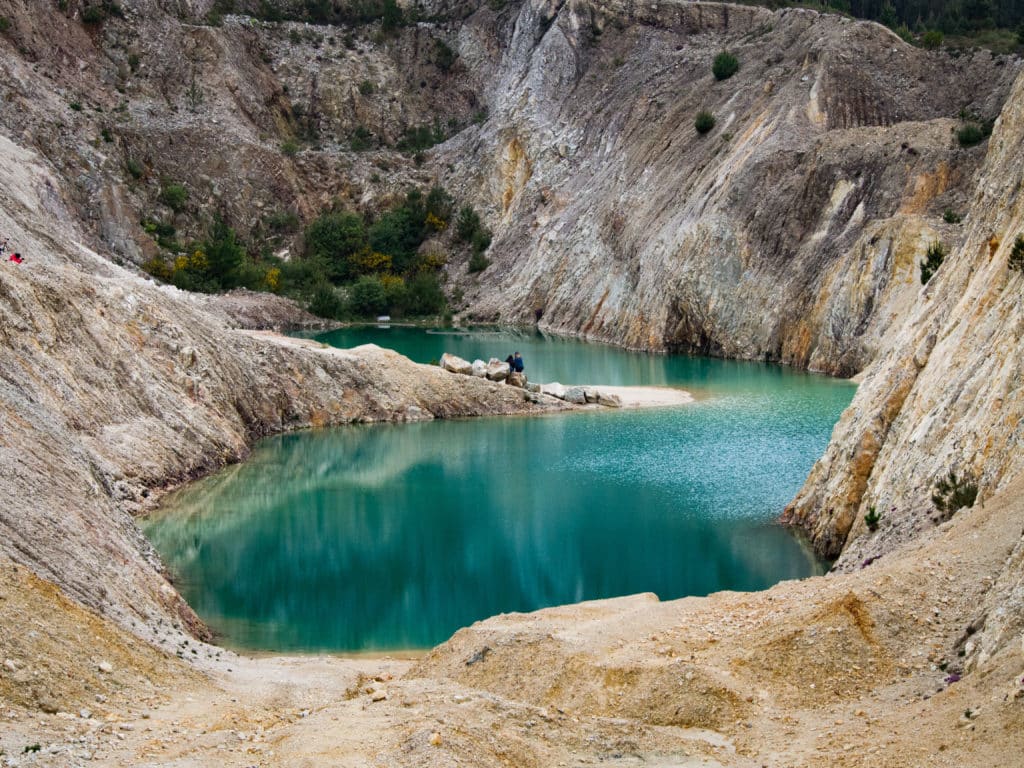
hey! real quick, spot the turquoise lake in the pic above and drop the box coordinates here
[143,327,856,653]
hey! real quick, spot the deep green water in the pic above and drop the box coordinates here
[144,328,856,653]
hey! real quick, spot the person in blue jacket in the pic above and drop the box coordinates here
[512,351,524,374]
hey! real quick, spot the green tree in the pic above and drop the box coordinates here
[921,29,944,48]
[348,275,389,316]
[304,212,368,283]
[381,0,403,33]
[203,216,245,289]
[404,271,446,315]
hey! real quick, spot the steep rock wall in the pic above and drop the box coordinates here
[445,0,1020,374]
[784,70,1024,563]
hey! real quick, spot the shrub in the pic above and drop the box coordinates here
[381,0,403,33]
[267,210,300,233]
[101,127,113,142]
[281,139,299,156]
[125,158,144,179]
[350,125,373,151]
[468,252,490,273]
[358,79,375,95]
[864,505,881,532]
[69,101,83,111]
[0,17,11,33]
[1009,235,1024,271]
[471,228,492,254]
[159,182,189,213]
[348,275,388,316]
[942,208,962,224]
[81,5,107,24]
[308,282,344,318]
[932,471,978,521]
[455,206,481,243]
[434,39,456,72]
[712,51,739,81]
[920,241,945,284]
[694,110,716,134]
[957,122,986,147]
[921,29,943,49]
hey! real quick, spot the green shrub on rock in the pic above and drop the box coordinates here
[694,110,716,135]
[920,241,945,284]
[1008,235,1024,271]
[712,51,739,81]
[931,471,977,522]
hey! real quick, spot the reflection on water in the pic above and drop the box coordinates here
[145,329,855,652]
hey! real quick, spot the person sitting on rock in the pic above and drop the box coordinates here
[512,352,524,373]
[505,353,515,369]
[8,252,23,264]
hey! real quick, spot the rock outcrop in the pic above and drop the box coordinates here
[444,1,1020,375]
[784,69,1024,566]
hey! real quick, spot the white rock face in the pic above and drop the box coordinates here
[471,360,488,378]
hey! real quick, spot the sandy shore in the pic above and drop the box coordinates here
[582,384,694,408]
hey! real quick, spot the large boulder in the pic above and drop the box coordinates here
[541,382,566,399]
[583,387,600,404]
[440,353,473,375]
[597,391,622,408]
[486,358,511,381]
[525,381,542,394]
[562,386,588,404]
[507,372,526,388]
[471,359,488,378]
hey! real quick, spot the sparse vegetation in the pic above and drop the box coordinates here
[0,16,11,33]
[694,110,716,134]
[358,79,375,95]
[957,122,986,147]
[932,470,978,522]
[712,51,739,81]
[281,139,300,157]
[434,38,456,72]
[1008,235,1024,271]
[921,28,944,48]
[864,505,881,532]
[942,208,962,224]
[125,158,144,179]
[159,183,189,214]
[920,240,945,284]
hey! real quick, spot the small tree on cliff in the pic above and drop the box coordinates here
[920,241,945,284]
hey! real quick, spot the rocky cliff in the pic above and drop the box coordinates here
[784,69,1024,565]
[445,0,1020,375]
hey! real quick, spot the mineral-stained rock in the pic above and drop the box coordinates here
[440,353,473,376]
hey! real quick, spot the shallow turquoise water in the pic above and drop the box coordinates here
[144,328,855,653]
